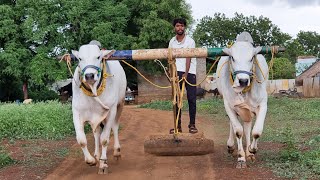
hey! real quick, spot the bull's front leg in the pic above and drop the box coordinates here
[249,101,268,154]
[224,102,247,168]
[244,121,255,162]
[98,108,117,174]
[73,110,96,166]
[227,121,236,156]
[112,121,121,160]
[112,102,124,161]
[93,126,102,162]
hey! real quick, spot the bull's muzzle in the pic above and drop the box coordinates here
[239,78,249,87]
[85,73,96,84]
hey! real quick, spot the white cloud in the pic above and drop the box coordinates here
[246,0,320,8]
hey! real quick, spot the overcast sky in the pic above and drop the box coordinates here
[186,0,320,37]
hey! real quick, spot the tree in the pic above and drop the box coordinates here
[193,13,295,73]
[0,0,192,101]
[296,31,320,57]
[0,0,132,100]
[270,58,295,79]
[193,13,291,48]
[280,39,305,64]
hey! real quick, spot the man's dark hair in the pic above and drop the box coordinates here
[173,18,187,26]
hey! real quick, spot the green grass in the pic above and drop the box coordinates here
[55,147,69,158]
[0,101,74,140]
[0,146,15,168]
[140,97,320,179]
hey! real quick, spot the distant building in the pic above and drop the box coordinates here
[295,58,320,86]
[295,56,318,76]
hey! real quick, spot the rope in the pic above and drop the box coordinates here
[268,46,278,80]
[174,80,185,135]
[253,56,267,83]
[154,59,171,80]
[183,56,220,87]
[121,60,171,89]
[59,54,82,87]
[60,54,73,76]
[79,60,113,97]
[217,56,265,93]
[59,53,113,97]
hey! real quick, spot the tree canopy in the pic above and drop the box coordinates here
[0,0,192,101]
[192,13,291,48]
[1,1,319,101]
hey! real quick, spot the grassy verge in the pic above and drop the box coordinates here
[140,97,320,179]
[0,101,74,169]
[0,101,73,140]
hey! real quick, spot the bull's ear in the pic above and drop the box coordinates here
[71,50,79,59]
[101,50,115,59]
[254,46,262,55]
[222,48,231,56]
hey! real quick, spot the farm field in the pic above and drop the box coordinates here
[0,98,319,179]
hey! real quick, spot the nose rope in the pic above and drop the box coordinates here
[233,70,253,77]
[81,65,102,77]
[224,56,256,93]
[79,60,113,97]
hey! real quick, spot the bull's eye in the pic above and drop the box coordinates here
[97,56,100,60]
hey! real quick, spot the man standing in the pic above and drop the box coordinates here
[169,18,198,134]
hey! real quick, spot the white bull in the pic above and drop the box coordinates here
[71,44,126,174]
[216,32,268,168]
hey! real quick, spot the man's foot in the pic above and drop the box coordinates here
[169,127,182,134]
[188,124,198,134]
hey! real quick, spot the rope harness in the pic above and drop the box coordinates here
[217,46,277,93]
[60,54,113,97]
[60,46,277,136]
[121,50,220,136]
[79,59,113,97]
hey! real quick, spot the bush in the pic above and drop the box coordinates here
[29,88,59,101]
[270,58,295,79]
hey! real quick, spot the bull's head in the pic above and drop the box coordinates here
[72,44,113,96]
[223,42,262,93]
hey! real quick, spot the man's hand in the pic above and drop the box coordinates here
[182,72,188,79]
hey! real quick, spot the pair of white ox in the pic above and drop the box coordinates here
[71,33,268,173]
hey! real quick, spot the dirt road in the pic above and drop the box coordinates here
[45,106,278,180]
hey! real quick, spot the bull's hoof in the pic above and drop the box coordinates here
[227,146,237,158]
[227,145,235,154]
[246,154,256,162]
[86,161,97,166]
[248,145,258,154]
[98,167,109,174]
[236,160,247,169]
[113,148,121,161]
[113,155,121,161]
[85,157,97,166]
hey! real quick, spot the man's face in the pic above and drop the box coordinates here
[174,23,185,35]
